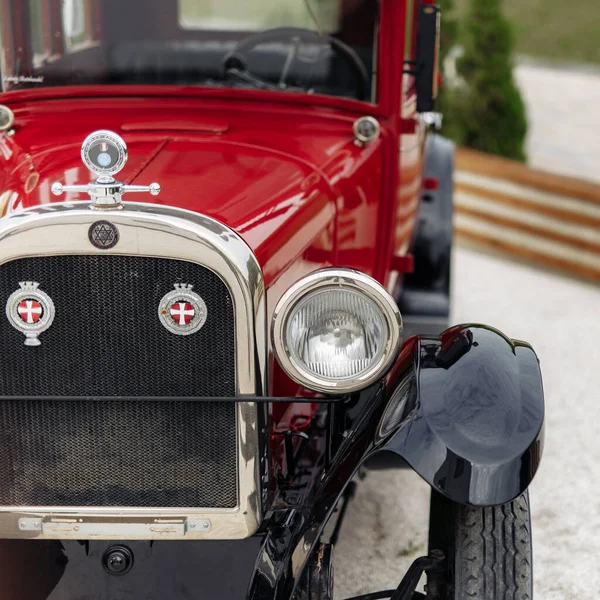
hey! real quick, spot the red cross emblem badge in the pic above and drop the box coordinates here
[17,299,43,324]
[170,302,195,326]
[5,282,56,346]
[158,283,207,336]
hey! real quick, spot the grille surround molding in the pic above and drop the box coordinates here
[0,202,266,540]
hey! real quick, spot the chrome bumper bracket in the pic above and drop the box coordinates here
[18,516,211,537]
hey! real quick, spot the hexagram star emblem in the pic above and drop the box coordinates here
[94,224,115,245]
[89,221,119,249]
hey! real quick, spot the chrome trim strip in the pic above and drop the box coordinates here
[0,201,266,540]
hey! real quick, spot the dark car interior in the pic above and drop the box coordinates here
[6,0,379,102]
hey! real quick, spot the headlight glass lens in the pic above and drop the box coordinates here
[286,289,388,381]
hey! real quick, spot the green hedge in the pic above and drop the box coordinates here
[439,0,527,162]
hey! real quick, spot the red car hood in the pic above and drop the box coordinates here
[1,133,339,285]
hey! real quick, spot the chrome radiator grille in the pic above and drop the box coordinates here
[0,256,238,509]
[0,398,237,508]
[0,256,235,397]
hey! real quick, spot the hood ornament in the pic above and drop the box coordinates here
[51,130,160,210]
[5,282,56,346]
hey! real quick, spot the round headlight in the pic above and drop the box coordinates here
[272,269,403,394]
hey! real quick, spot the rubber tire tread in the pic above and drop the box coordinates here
[453,492,533,600]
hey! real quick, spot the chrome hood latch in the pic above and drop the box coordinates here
[51,130,160,210]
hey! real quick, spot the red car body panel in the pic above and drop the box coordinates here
[0,95,395,281]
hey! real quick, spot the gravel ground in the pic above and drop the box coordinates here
[514,62,600,183]
[335,245,600,599]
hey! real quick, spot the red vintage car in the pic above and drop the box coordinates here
[0,1,544,599]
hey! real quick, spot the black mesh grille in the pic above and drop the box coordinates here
[0,399,237,507]
[0,256,235,397]
[0,256,239,508]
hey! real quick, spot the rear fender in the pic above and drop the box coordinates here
[371,324,545,506]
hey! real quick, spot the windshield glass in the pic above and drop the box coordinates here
[0,0,379,102]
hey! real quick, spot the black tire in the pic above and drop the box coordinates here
[428,490,533,600]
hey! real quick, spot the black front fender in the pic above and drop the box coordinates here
[372,324,545,506]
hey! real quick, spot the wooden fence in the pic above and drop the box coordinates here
[454,148,600,285]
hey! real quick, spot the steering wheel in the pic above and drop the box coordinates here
[222,27,370,101]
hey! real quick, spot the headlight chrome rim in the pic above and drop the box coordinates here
[272,268,403,394]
